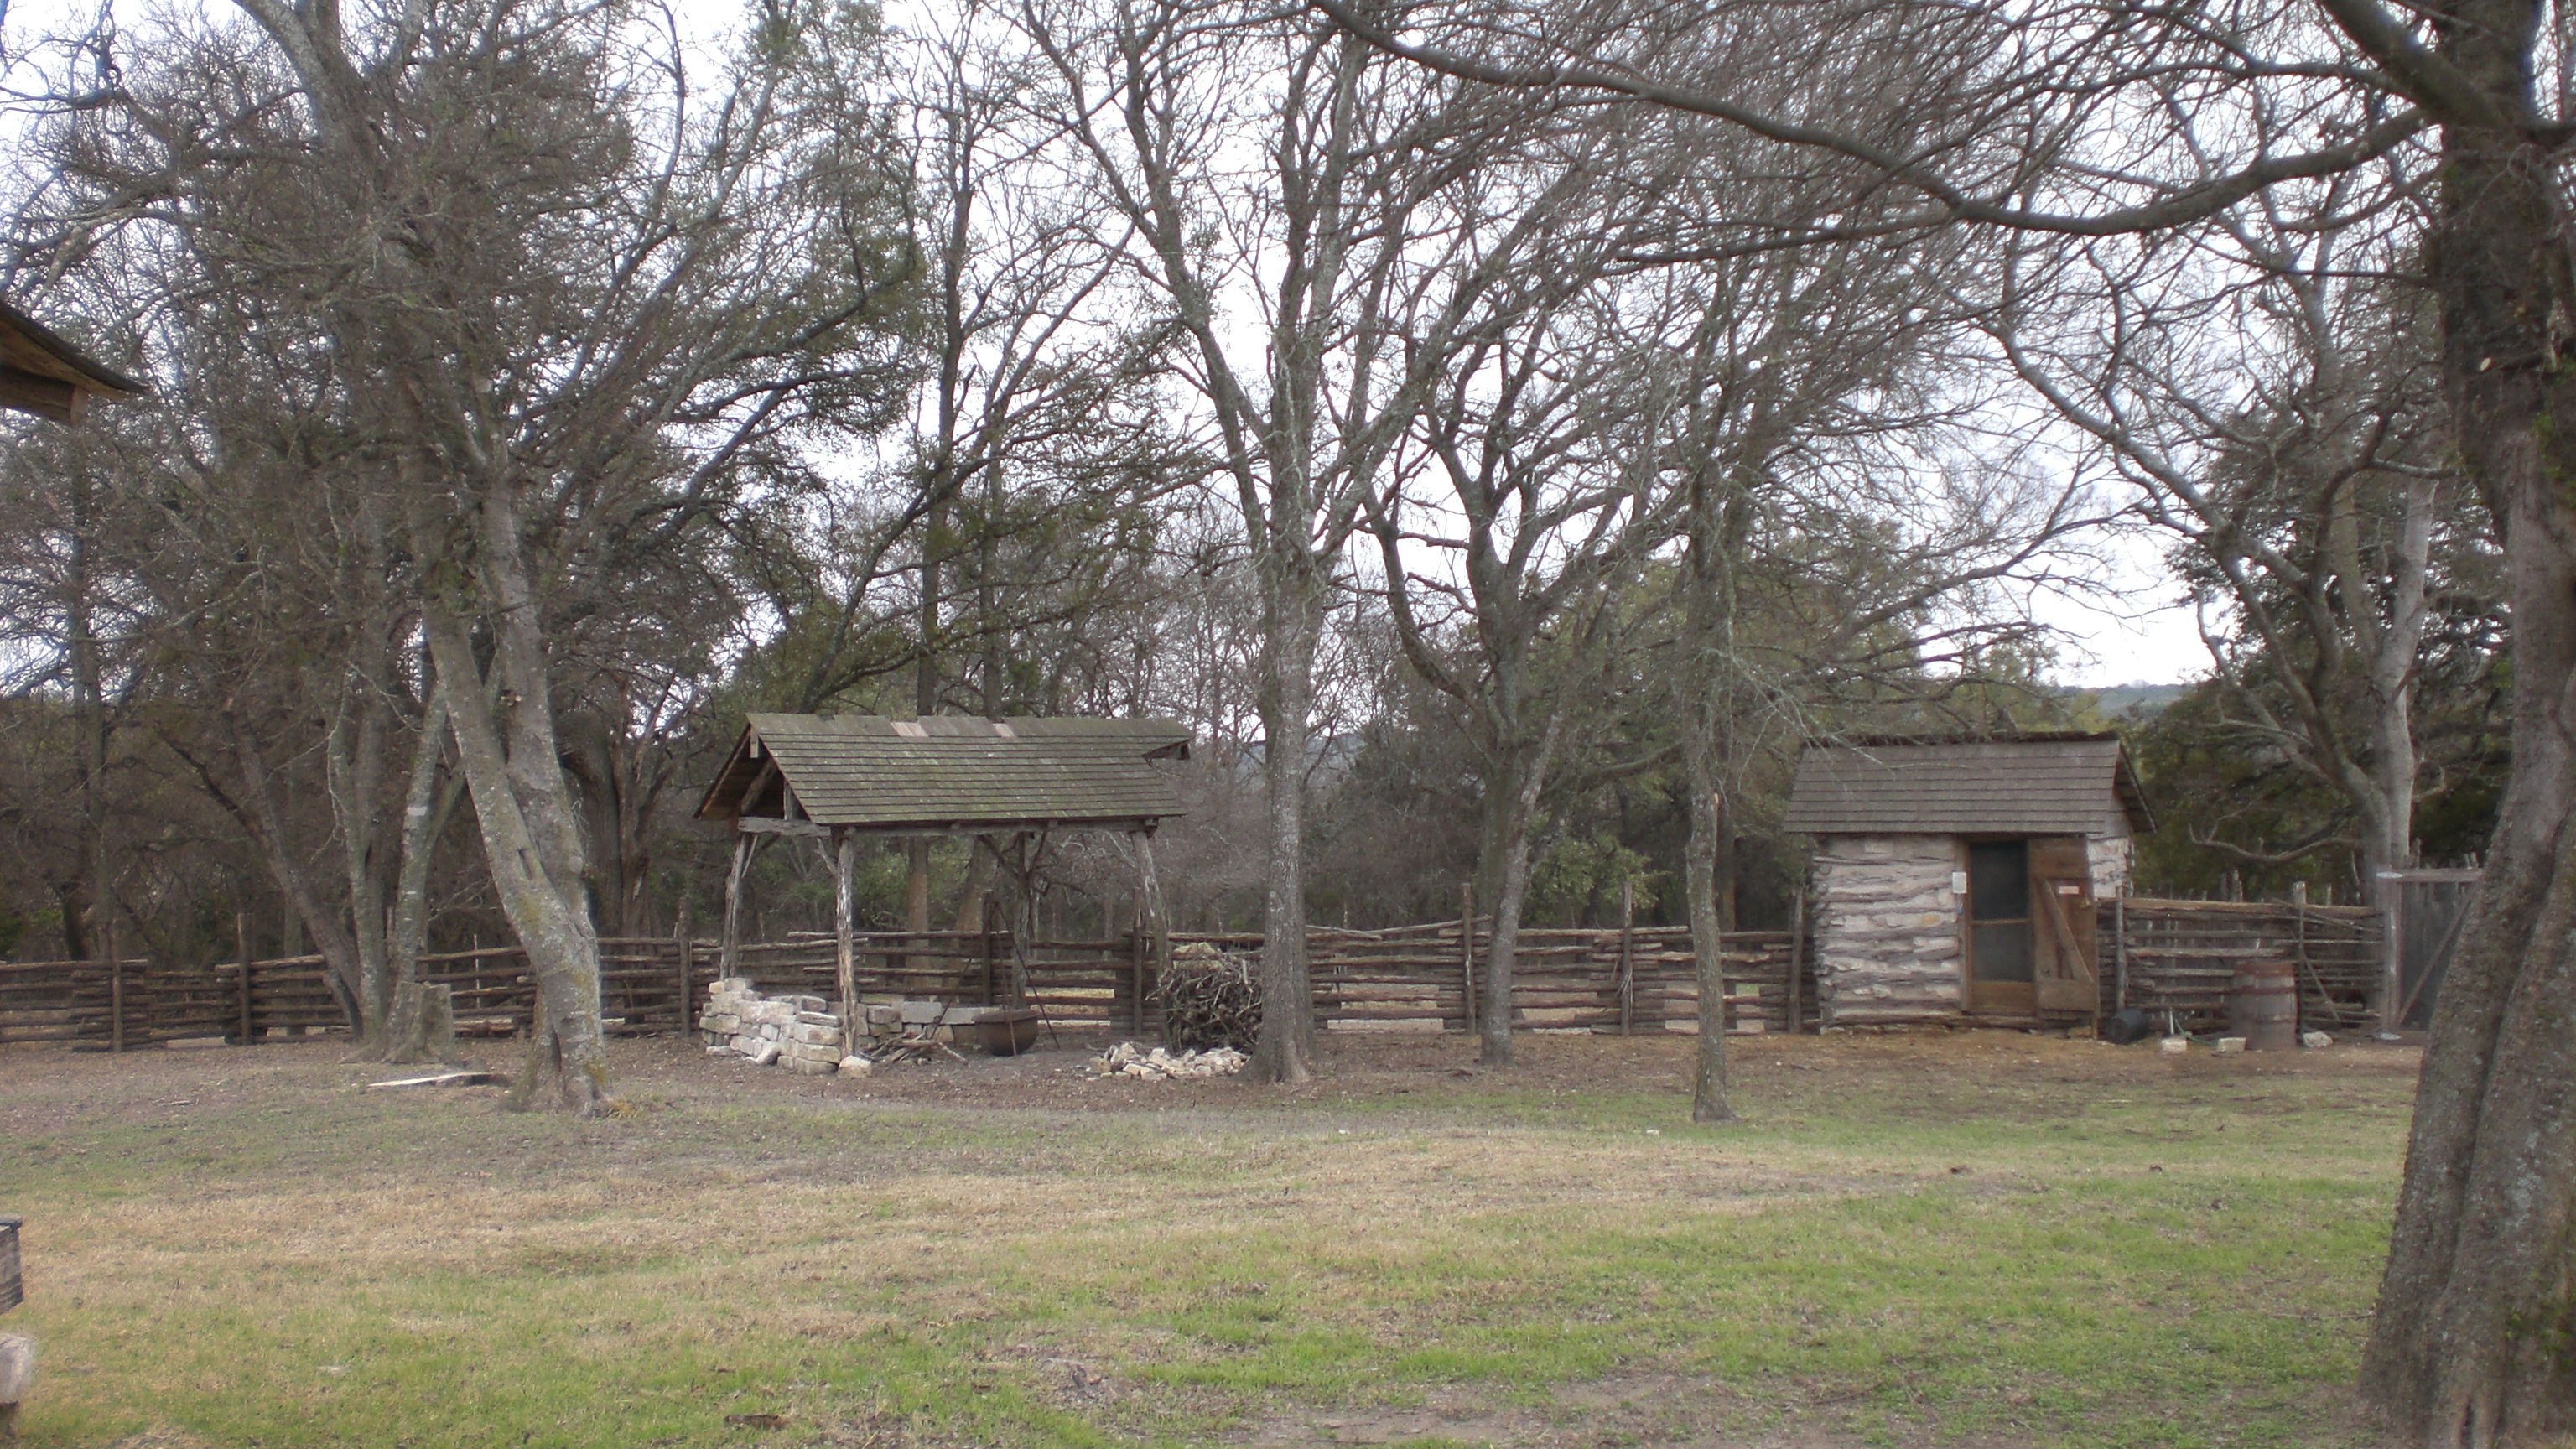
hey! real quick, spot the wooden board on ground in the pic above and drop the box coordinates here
[365,1071,500,1090]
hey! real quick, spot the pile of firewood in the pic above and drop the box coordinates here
[1156,942,1261,1051]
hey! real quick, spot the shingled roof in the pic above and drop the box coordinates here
[696,714,1191,833]
[1780,733,2153,837]
[1,299,145,424]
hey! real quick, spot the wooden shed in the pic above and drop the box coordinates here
[695,714,1192,1053]
[1780,733,2153,1027]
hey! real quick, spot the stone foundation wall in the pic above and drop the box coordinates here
[1814,835,1964,1026]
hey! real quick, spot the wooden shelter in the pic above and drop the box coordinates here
[0,299,145,424]
[695,714,1192,1053]
[1781,733,2153,1027]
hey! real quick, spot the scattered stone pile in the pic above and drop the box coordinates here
[699,979,852,1075]
[702,979,1012,1075]
[1156,941,1261,1051]
[1097,1041,1249,1080]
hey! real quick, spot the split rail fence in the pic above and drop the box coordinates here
[0,896,2384,1050]
[0,921,1808,1048]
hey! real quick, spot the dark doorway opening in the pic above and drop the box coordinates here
[1967,839,2034,1015]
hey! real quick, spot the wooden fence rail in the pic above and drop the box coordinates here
[0,896,2384,1050]
[2102,897,2382,1032]
[0,922,1809,1047]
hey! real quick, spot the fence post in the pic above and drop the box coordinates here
[1459,883,1477,1036]
[675,901,693,1036]
[1616,880,1634,1036]
[2113,895,2128,1011]
[237,912,253,1044]
[106,921,123,1054]
[1788,880,1807,1033]
[1130,917,1147,1035]
[2377,871,2402,1036]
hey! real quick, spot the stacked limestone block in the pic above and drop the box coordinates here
[1812,835,1966,1026]
[850,999,985,1050]
[700,979,853,1075]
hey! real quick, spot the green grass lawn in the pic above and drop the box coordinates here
[0,1029,2418,1447]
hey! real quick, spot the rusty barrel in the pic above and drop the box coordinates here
[2229,958,2299,1052]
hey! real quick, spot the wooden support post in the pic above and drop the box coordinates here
[2291,880,2311,1024]
[106,921,123,1053]
[981,911,997,1005]
[1788,880,1807,1033]
[720,830,754,984]
[1129,918,1146,1033]
[1459,883,1477,1036]
[237,911,253,1044]
[675,901,694,1036]
[2113,894,2129,1011]
[1137,832,1168,1037]
[834,829,858,1059]
[1616,879,1635,1036]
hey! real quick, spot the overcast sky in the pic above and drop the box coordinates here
[0,0,2216,690]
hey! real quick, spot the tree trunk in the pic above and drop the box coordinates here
[1474,743,1553,1068]
[380,980,456,1066]
[389,693,457,994]
[2359,93,2576,1444]
[220,714,366,1025]
[424,601,613,1114]
[67,470,108,963]
[1477,794,1537,1067]
[53,880,88,962]
[1249,579,1320,1084]
[1686,775,1735,1123]
[560,710,633,938]
[1680,465,1744,1121]
[953,837,997,933]
[325,670,392,1043]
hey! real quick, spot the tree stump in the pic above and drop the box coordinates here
[380,981,457,1066]
[0,1332,35,1439]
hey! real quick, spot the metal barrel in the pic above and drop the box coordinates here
[2229,958,2299,1051]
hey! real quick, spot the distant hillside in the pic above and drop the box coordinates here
[2074,682,2193,719]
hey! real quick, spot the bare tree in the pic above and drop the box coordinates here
[1361,148,1685,1065]
[14,0,916,1107]
[1322,0,2576,1431]
[1990,184,2461,892]
[1020,0,1512,1080]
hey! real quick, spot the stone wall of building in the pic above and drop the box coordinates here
[1813,834,1964,1026]
[2086,834,2133,897]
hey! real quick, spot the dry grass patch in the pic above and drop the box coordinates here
[0,1030,2418,1447]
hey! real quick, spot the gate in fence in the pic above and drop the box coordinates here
[2379,868,2482,1031]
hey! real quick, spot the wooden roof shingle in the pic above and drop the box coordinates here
[696,714,1191,833]
[1779,734,2152,838]
[1,299,145,424]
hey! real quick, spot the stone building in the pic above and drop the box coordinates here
[1779,734,2153,1027]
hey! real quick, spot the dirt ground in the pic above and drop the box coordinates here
[1,1017,2426,1126]
[558,1020,2424,1114]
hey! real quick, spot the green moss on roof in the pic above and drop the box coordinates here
[697,714,1191,831]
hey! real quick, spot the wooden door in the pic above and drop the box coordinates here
[2030,835,2099,1016]
[1965,839,2035,1015]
